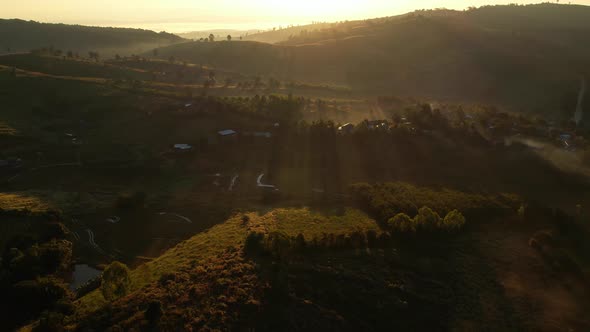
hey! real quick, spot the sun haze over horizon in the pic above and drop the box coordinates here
[2,0,590,33]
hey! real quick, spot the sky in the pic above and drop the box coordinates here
[1,0,590,32]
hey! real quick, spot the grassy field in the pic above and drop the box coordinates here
[0,54,151,81]
[74,207,379,315]
[71,204,590,331]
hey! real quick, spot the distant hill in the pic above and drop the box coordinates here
[152,4,590,112]
[178,29,259,41]
[243,22,336,44]
[0,19,185,56]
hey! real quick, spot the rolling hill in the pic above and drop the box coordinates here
[178,29,260,41]
[0,19,185,56]
[243,22,337,44]
[71,198,590,331]
[151,4,590,113]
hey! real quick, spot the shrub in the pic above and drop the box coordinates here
[414,206,441,231]
[442,210,466,231]
[349,182,519,222]
[101,261,131,301]
[38,239,73,274]
[387,213,416,232]
[12,277,70,323]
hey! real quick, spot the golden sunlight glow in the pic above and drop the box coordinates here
[2,0,590,32]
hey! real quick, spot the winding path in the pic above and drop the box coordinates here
[158,212,192,223]
[256,173,277,189]
[229,174,239,191]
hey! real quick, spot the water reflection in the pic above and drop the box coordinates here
[70,264,101,290]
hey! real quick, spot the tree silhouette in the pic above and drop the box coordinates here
[209,34,215,42]
[101,261,131,301]
[88,51,99,62]
[442,210,466,230]
[227,35,232,41]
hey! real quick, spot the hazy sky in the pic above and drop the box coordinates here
[2,0,590,32]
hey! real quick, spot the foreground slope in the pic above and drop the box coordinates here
[71,200,590,331]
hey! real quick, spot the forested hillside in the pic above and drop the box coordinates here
[152,4,590,113]
[0,19,184,56]
[243,22,336,43]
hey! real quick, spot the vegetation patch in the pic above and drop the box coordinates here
[350,182,520,223]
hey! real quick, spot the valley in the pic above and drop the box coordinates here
[1,3,590,331]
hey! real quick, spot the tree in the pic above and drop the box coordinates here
[88,51,99,61]
[388,213,415,232]
[442,210,466,231]
[209,33,215,42]
[414,206,441,230]
[38,239,72,274]
[227,34,232,41]
[101,261,131,301]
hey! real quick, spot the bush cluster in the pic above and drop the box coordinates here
[387,207,466,233]
[245,229,395,258]
[350,182,517,222]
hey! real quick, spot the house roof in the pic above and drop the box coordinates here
[218,129,237,136]
[253,132,272,138]
[174,144,192,150]
[338,123,354,131]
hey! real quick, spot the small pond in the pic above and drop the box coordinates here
[70,264,101,290]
